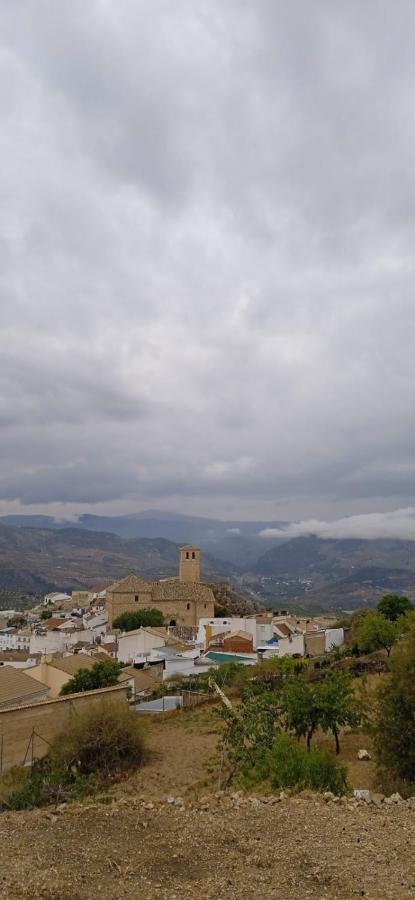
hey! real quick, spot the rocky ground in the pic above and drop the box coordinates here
[1,791,415,899]
[1,707,414,899]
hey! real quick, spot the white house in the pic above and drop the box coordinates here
[324,628,344,652]
[0,651,39,669]
[197,617,258,649]
[44,592,71,607]
[0,630,31,652]
[277,632,305,657]
[82,612,108,641]
[30,631,68,655]
[117,627,167,664]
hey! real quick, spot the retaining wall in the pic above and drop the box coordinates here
[0,683,129,772]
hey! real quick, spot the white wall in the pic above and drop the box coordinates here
[0,633,30,651]
[277,633,305,657]
[256,623,274,646]
[197,617,258,648]
[117,629,166,664]
[30,632,68,654]
[0,657,37,670]
[325,628,344,652]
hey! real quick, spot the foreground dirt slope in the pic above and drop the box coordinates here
[1,793,415,899]
[1,709,414,899]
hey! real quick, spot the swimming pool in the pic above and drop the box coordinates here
[204,651,256,664]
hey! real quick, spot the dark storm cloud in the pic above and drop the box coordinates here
[1,1,415,525]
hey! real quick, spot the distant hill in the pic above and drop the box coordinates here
[0,510,288,567]
[253,535,415,609]
[0,523,239,594]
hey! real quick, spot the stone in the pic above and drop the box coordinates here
[358,749,372,761]
[323,791,336,802]
[371,793,385,808]
[354,790,372,803]
[144,802,154,810]
[389,793,403,803]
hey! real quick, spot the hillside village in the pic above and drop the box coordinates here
[1,544,415,900]
[0,545,346,718]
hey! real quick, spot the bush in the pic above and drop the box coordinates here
[52,700,147,777]
[266,733,348,795]
[2,701,147,810]
[236,731,348,795]
[60,660,121,695]
[4,757,95,810]
[373,626,415,790]
[112,608,165,631]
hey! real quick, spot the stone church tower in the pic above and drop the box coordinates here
[179,545,201,583]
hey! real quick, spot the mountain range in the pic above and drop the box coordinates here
[1,512,415,612]
[0,510,287,567]
[0,522,237,596]
[253,535,415,610]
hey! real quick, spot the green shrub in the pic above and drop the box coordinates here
[112,608,165,631]
[373,626,415,789]
[51,700,147,777]
[266,733,348,795]
[60,660,121,695]
[2,758,95,810]
[2,701,147,810]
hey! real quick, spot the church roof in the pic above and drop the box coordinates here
[153,580,214,603]
[106,573,214,605]
[106,574,153,593]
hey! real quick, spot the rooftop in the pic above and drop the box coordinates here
[45,656,97,676]
[0,667,48,705]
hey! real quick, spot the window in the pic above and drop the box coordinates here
[186,603,190,610]
[192,551,196,559]
[186,551,189,559]
[135,595,139,603]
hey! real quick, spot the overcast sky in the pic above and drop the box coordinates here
[1,1,415,531]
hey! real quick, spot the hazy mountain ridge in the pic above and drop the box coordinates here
[0,511,287,567]
[0,523,239,594]
[253,535,415,609]
[2,515,415,611]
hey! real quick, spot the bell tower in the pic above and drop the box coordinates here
[179,545,201,583]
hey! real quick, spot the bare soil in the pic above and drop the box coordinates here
[0,706,414,900]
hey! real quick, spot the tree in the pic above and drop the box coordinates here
[318,671,362,754]
[373,625,415,785]
[112,608,165,632]
[356,611,398,656]
[41,609,52,620]
[7,615,26,629]
[214,604,229,617]
[60,660,121,696]
[377,594,413,622]
[281,677,321,750]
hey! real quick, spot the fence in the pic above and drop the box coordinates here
[135,689,212,714]
[0,683,129,773]
[181,689,212,710]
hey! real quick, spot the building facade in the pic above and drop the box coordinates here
[106,547,215,627]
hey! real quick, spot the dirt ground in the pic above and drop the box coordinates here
[0,705,414,900]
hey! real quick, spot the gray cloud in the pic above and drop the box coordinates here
[259,507,415,541]
[1,2,415,521]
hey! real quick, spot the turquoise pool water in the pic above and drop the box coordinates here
[204,651,256,664]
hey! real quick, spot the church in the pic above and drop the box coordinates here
[105,545,215,627]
